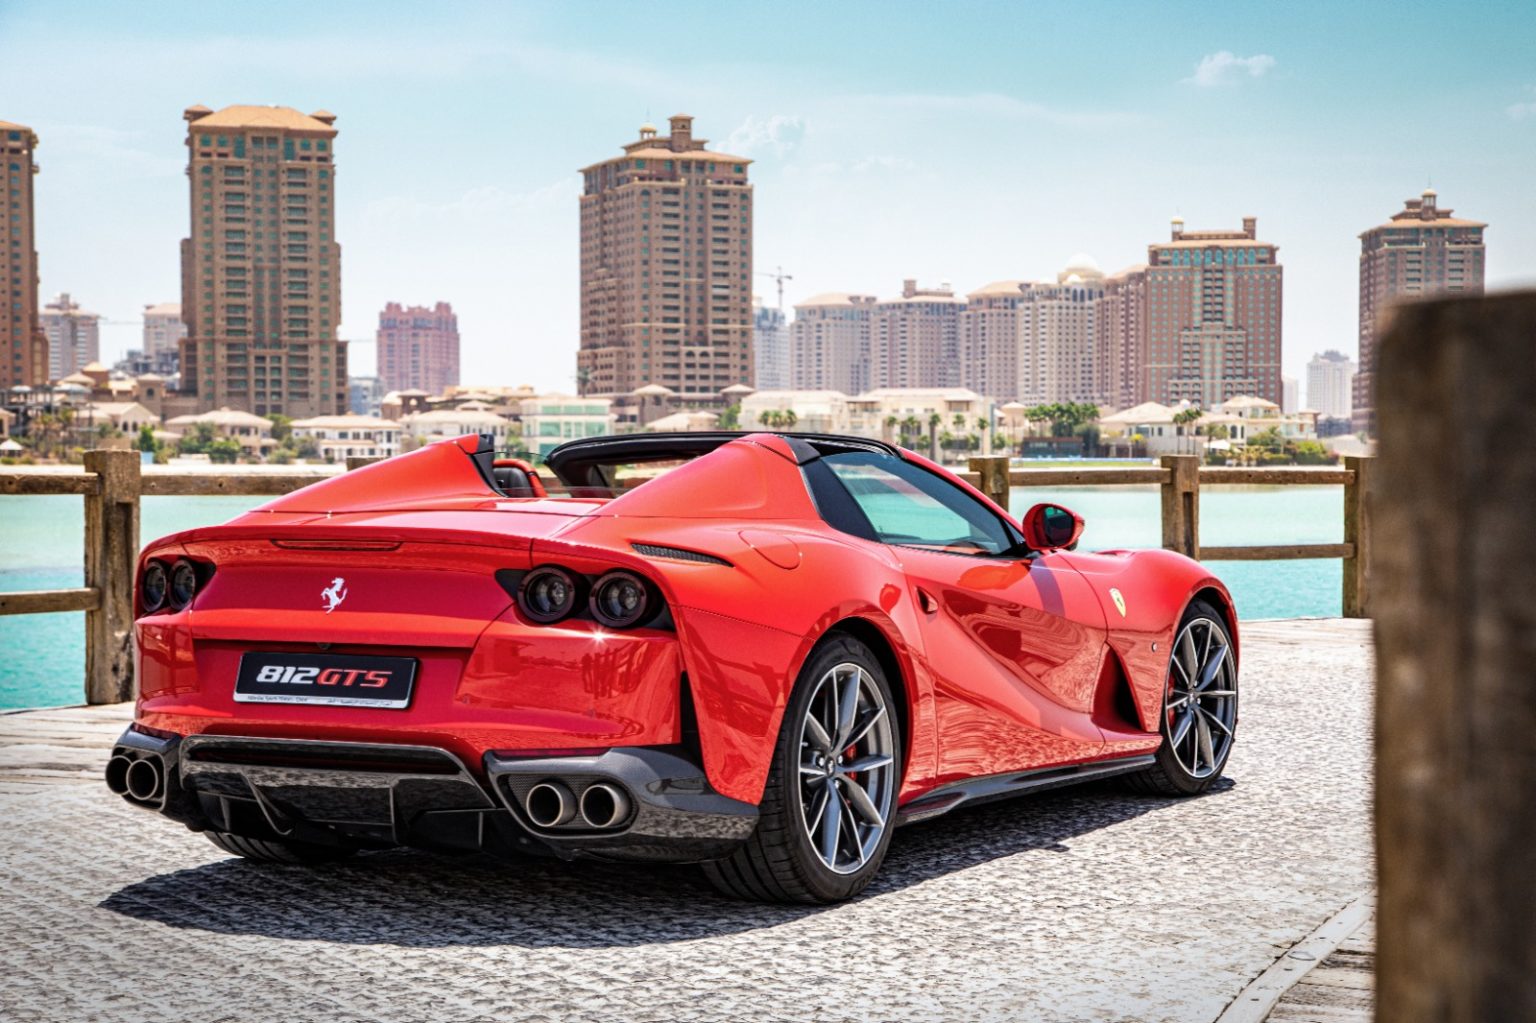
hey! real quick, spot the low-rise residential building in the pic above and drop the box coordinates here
[739,389,851,433]
[289,414,402,462]
[518,394,614,461]
[165,407,277,456]
[400,408,515,449]
[845,387,987,443]
[84,402,158,436]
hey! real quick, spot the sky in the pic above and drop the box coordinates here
[2,0,1534,398]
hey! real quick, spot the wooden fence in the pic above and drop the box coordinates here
[1,449,1371,705]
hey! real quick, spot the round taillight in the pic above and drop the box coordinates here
[169,560,198,610]
[589,571,653,629]
[140,560,168,614]
[519,566,581,624]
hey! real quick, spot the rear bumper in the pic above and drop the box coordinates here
[107,727,757,864]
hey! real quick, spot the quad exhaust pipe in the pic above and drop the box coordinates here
[579,783,631,829]
[107,753,166,806]
[525,781,577,828]
[521,779,632,830]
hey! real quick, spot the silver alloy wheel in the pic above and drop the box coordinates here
[1164,617,1238,779]
[796,662,896,875]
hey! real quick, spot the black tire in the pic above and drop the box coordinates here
[1126,599,1239,796]
[204,830,357,865]
[703,634,903,904]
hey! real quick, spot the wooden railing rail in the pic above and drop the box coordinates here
[968,453,1373,619]
[1,450,1373,704]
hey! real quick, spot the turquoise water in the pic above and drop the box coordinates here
[0,486,1343,709]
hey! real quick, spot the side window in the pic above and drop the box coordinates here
[816,452,1017,556]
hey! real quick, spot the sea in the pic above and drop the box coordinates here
[0,484,1346,709]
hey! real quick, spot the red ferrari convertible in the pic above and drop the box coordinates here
[107,432,1238,903]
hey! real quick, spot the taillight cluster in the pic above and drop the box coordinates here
[139,559,204,615]
[515,566,660,629]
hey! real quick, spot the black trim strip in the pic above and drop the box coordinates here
[895,753,1157,825]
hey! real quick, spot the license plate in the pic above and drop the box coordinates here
[235,653,417,709]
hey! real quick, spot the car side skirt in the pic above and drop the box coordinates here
[895,753,1157,825]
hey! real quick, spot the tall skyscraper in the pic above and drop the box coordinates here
[789,293,874,393]
[1,120,45,391]
[1307,350,1356,420]
[142,302,186,358]
[41,292,100,378]
[960,281,1027,402]
[869,279,963,389]
[1018,256,1105,405]
[179,104,347,418]
[1097,265,1148,411]
[751,298,789,390]
[1142,217,1283,408]
[377,301,459,395]
[1352,190,1485,434]
[577,116,753,401]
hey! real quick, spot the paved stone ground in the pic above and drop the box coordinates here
[0,619,1373,1023]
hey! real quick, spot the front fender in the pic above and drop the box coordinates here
[1062,549,1238,732]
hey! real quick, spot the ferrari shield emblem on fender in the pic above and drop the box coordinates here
[1109,588,1127,618]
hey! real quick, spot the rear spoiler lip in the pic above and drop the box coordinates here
[141,522,540,561]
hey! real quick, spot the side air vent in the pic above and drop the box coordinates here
[631,543,732,567]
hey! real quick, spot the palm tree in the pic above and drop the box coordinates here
[883,415,899,443]
[1172,407,1203,454]
[927,412,942,461]
[782,409,798,430]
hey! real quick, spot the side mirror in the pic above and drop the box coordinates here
[1021,503,1084,552]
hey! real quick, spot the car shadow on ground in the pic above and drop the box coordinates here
[99,778,1232,949]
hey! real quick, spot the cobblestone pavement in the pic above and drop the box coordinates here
[0,619,1373,1023]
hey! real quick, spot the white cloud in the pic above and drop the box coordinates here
[726,114,805,157]
[1508,86,1536,120]
[1184,51,1277,87]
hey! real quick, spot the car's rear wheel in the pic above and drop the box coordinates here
[1126,600,1238,796]
[703,634,902,903]
[204,830,357,865]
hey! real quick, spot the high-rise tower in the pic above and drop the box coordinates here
[577,116,753,402]
[1353,190,1485,434]
[1143,216,1282,408]
[1,120,45,390]
[180,104,346,417]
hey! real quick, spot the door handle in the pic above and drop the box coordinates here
[916,588,939,614]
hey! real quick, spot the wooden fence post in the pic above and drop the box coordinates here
[968,454,1010,514]
[83,449,140,704]
[1341,455,1372,617]
[1159,454,1199,558]
[1374,291,1536,1020]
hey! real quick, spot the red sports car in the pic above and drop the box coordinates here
[107,432,1238,903]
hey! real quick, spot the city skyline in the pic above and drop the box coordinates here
[2,0,1533,394]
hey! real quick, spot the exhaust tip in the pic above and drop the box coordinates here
[105,755,132,796]
[579,783,631,830]
[525,780,576,828]
[125,756,163,803]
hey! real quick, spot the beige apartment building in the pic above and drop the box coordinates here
[577,116,754,403]
[1352,190,1484,434]
[960,281,1027,404]
[142,302,186,357]
[179,104,347,419]
[1096,266,1148,412]
[41,292,101,379]
[869,280,963,389]
[789,292,876,393]
[2,119,45,391]
[1018,256,1105,406]
[1142,216,1283,408]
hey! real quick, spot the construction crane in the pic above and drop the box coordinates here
[756,265,793,317]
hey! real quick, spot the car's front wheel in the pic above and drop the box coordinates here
[1126,600,1239,796]
[704,634,902,903]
